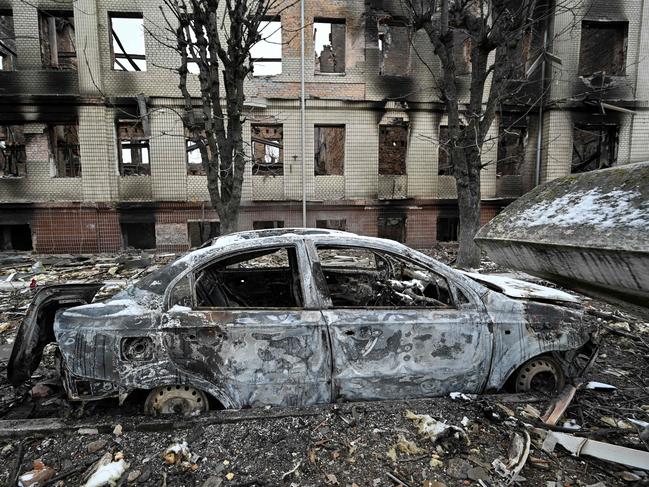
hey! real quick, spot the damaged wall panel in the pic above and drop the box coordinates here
[39,10,76,70]
[379,125,407,175]
[314,125,345,176]
[578,21,628,76]
[314,19,346,74]
[252,124,283,176]
[0,10,16,71]
[0,125,26,177]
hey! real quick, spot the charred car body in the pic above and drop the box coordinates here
[8,229,599,415]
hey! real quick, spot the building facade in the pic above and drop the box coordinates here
[1,0,648,253]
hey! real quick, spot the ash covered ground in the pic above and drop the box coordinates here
[0,246,647,487]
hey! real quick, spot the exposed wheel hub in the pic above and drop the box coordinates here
[144,385,208,416]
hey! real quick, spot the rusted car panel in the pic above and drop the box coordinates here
[8,229,599,410]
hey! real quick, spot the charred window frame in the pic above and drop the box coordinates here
[572,123,619,174]
[578,21,628,76]
[438,126,453,176]
[377,215,406,243]
[117,119,150,176]
[39,10,76,70]
[251,17,282,76]
[437,213,459,242]
[314,125,345,176]
[0,125,26,178]
[378,20,410,77]
[0,10,16,71]
[497,117,527,177]
[49,124,81,178]
[185,126,207,176]
[379,125,408,175]
[314,18,346,74]
[109,13,147,72]
[252,124,283,176]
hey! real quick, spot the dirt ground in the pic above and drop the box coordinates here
[0,246,647,487]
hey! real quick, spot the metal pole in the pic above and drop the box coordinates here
[300,0,307,227]
[535,27,548,187]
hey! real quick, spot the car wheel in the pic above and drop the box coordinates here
[144,385,209,416]
[514,356,565,394]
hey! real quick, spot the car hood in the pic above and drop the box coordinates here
[462,272,580,303]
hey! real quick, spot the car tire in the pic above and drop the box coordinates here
[514,356,565,394]
[144,385,209,416]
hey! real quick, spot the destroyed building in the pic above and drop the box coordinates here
[0,0,648,253]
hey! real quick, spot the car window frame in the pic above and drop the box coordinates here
[310,242,479,311]
[164,243,308,311]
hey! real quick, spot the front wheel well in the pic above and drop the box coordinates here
[504,354,566,394]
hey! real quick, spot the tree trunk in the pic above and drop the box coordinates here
[218,205,240,235]
[456,170,482,268]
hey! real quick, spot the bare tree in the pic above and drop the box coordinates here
[402,0,557,267]
[159,0,293,234]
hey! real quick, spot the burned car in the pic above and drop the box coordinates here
[8,229,598,415]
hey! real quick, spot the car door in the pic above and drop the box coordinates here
[161,241,332,409]
[310,243,493,401]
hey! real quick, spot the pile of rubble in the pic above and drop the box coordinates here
[0,250,647,486]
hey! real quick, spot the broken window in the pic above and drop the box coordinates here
[314,19,345,74]
[0,11,16,71]
[452,30,472,76]
[0,126,26,177]
[251,18,281,76]
[39,11,76,70]
[188,220,220,248]
[252,124,283,176]
[377,215,406,243]
[316,219,346,231]
[378,21,410,76]
[578,21,628,76]
[110,14,147,71]
[314,125,345,176]
[572,124,618,174]
[49,124,81,178]
[379,125,407,175]
[0,224,32,251]
[253,220,284,230]
[117,119,150,176]
[121,222,156,249]
[438,126,453,176]
[195,246,302,308]
[497,118,527,177]
[315,246,454,308]
[437,216,459,242]
[186,126,207,176]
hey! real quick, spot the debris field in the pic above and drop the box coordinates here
[0,248,647,487]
